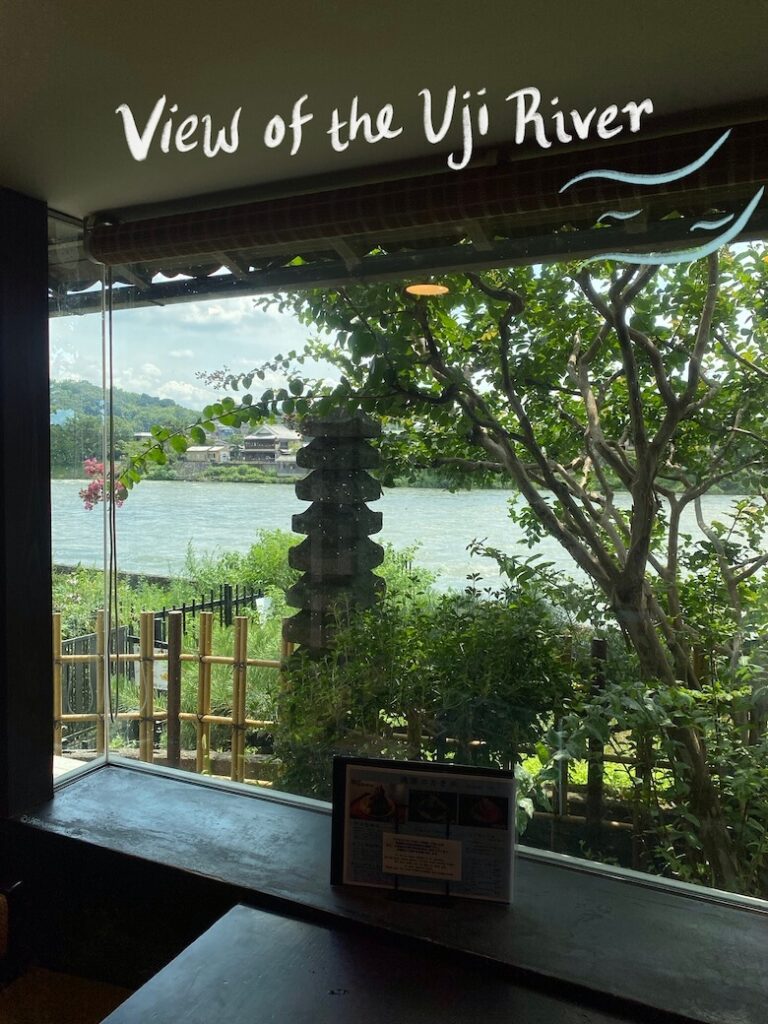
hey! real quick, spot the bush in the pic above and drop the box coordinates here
[201,464,280,483]
[183,530,301,595]
[551,672,768,895]
[52,566,196,638]
[275,584,573,799]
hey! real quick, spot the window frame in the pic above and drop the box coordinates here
[0,188,53,819]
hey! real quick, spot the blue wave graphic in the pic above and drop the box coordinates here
[581,186,764,266]
[560,130,731,193]
[596,209,642,224]
[690,213,734,232]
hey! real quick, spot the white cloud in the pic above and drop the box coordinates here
[155,379,215,407]
[114,365,170,394]
[181,298,254,325]
[50,345,81,378]
[169,349,194,358]
[49,344,105,385]
[49,312,105,387]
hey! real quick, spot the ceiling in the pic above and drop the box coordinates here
[3,0,768,220]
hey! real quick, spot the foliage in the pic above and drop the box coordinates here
[182,530,301,596]
[50,412,103,470]
[199,464,283,483]
[52,567,109,639]
[50,379,196,471]
[52,566,196,639]
[275,582,573,800]
[372,542,436,599]
[128,245,768,892]
[53,529,308,638]
[547,671,768,896]
[51,378,194,430]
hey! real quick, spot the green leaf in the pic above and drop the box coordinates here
[349,329,377,359]
[147,446,166,465]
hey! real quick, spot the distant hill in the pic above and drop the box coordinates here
[50,378,201,471]
[51,378,196,430]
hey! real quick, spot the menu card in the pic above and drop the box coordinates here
[331,756,515,903]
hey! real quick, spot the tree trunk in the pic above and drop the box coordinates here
[613,599,741,892]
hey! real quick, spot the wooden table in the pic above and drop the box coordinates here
[100,904,643,1023]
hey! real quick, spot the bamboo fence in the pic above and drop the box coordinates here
[53,609,292,782]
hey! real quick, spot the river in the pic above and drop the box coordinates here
[50,479,749,593]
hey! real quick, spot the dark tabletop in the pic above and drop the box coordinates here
[101,903,658,1024]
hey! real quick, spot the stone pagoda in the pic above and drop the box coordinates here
[283,412,385,652]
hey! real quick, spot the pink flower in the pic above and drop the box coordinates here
[79,460,127,511]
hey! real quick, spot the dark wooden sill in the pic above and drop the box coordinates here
[14,764,768,1023]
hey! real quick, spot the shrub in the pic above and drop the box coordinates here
[550,671,768,895]
[275,584,573,799]
[182,530,301,595]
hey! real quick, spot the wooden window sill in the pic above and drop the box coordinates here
[14,762,768,1024]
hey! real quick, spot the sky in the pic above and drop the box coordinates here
[49,292,326,411]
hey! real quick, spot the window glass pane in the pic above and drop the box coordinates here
[49,212,107,779]
[103,281,305,781]
[105,250,768,903]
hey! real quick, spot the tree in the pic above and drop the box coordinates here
[49,412,103,469]
[127,246,768,890]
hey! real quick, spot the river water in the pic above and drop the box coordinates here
[50,479,748,592]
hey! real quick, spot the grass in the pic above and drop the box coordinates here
[107,605,284,753]
[521,754,673,795]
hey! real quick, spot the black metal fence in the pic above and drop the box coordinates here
[152,583,264,640]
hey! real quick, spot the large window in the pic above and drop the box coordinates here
[48,238,768,905]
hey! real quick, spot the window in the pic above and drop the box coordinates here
[51,235,768,905]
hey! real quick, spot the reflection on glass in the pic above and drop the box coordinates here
[99,249,768,903]
[49,212,107,779]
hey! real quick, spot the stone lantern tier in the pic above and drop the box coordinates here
[294,470,381,504]
[289,534,384,577]
[296,436,380,471]
[285,574,385,613]
[292,502,382,537]
[299,414,380,440]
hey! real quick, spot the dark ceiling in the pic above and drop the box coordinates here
[3,0,768,219]
[8,1,768,313]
